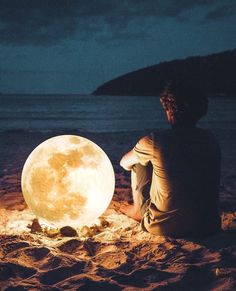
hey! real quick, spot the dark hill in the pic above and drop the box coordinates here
[93,49,236,97]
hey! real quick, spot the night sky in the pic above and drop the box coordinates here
[0,0,235,94]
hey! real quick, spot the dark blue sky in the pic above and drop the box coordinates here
[0,0,235,94]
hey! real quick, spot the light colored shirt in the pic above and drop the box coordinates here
[134,127,221,237]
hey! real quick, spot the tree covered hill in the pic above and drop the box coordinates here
[93,49,236,97]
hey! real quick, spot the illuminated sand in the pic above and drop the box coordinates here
[0,130,236,290]
[21,135,115,227]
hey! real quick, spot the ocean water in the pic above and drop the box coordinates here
[0,94,235,132]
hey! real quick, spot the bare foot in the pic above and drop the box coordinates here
[120,204,142,221]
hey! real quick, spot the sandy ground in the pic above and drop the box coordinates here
[0,129,236,290]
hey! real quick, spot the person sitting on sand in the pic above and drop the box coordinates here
[120,82,221,238]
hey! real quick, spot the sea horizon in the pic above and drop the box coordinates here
[0,94,236,132]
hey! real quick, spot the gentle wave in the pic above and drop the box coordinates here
[0,94,235,132]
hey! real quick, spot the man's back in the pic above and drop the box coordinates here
[135,128,221,237]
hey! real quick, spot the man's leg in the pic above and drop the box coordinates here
[120,163,152,221]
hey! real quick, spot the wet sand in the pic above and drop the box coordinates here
[0,129,236,290]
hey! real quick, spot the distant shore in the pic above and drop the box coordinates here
[94,49,236,97]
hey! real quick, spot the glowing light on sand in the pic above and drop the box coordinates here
[21,135,115,228]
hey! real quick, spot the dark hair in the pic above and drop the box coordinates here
[160,82,208,126]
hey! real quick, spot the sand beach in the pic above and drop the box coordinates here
[0,128,235,290]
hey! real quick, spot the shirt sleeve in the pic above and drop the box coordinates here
[133,134,154,166]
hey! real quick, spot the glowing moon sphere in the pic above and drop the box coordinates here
[21,135,115,228]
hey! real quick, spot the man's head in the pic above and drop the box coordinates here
[160,82,208,127]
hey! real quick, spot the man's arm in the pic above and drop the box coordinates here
[120,149,139,171]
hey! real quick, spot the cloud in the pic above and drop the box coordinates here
[205,2,236,20]
[0,0,234,46]
[0,0,80,45]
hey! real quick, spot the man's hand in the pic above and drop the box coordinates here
[120,149,139,171]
